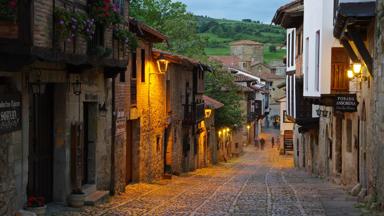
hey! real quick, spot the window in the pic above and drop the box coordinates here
[131,52,137,105]
[315,30,320,91]
[141,49,145,82]
[347,119,352,152]
[305,37,309,91]
[286,28,296,72]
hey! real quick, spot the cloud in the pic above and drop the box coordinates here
[175,0,290,23]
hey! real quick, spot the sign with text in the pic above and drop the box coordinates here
[0,94,21,134]
[334,94,358,112]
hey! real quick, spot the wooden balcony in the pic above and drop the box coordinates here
[0,0,130,71]
[182,103,205,125]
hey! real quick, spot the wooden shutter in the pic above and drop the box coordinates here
[331,47,350,93]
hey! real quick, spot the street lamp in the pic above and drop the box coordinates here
[353,63,362,75]
[156,54,169,74]
[347,69,354,79]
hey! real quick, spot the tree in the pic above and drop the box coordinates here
[204,63,244,129]
[130,0,207,59]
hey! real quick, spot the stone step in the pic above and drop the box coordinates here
[85,190,109,206]
[82,184,96,196]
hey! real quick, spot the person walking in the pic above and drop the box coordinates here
[272,137,275,148]
[260,138,265,150]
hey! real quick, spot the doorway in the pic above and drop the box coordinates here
[126,120,139,184]
[360,103,368,189]
[82,103,97,185]
[28,84,54,202]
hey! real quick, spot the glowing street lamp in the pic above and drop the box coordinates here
[353,63,362,75]
[156,54,169,74]
[347,69,354,80]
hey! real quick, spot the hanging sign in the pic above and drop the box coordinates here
[0,94,21,134]
[334,94,358,112]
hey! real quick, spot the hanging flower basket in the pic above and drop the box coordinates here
[0,0,17,21]
[54,7,96,42]
[113,27,138,50]
[89,0,123,27]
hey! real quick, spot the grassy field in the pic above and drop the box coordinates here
[204,46,285,64]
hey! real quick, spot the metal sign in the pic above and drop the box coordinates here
[334,94,358,112]
[0,94,21,134]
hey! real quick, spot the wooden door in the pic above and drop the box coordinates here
[126,120,133,184]
[28,85,54,202]
[83,103,97,185]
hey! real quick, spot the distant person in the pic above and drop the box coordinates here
[272,137,275,148]
[260,138,265,150]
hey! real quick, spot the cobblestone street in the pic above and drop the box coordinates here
[48,131,361,216]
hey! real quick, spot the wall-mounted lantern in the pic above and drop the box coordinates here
[72,79,82,96]
[347,62,368,81]
[156,54,169,74]
[204,108,212,118]
[247,125,251,130]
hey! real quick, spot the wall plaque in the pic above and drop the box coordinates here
[334,94,358,112]
[0,94,21,134]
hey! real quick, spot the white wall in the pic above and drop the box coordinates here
[303,0,341,97]
[279,98,294,136]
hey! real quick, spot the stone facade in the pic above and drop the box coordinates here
[373,0,384,203]
[230,40,264,71]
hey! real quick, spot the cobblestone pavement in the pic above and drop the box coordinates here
[48,132,362,216]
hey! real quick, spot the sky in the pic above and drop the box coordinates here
[174,0,291,23]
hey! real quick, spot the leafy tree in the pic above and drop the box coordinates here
[204,63,244,129]
[130,0,207,59]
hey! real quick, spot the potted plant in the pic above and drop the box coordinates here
[68,188,86,208]
[25,196,46,216]
[54,7,96,43]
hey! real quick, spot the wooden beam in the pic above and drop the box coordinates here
[340,38,359,62]
[348,28,373,77]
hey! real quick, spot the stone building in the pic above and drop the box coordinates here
[143,50,211,176]
[274,0,377,199]
[112,21,167,192]
[230,40,264,71]
[0,0,132,214]
[371,0,384,204]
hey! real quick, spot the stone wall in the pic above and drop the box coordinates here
[373,1,384,203]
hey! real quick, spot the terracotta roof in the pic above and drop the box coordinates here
[203,95,224,109]
[129,18,168,43]
[152,49,211,72]
[233,73,257,82]
[255,71,284,81]
[272,0,303,28]
[209,56,240,67]
[229,40,263,46]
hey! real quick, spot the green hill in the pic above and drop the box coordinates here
[196,16,286,63]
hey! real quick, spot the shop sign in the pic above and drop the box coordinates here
[334,94,358,112]
[0,94,21,134]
